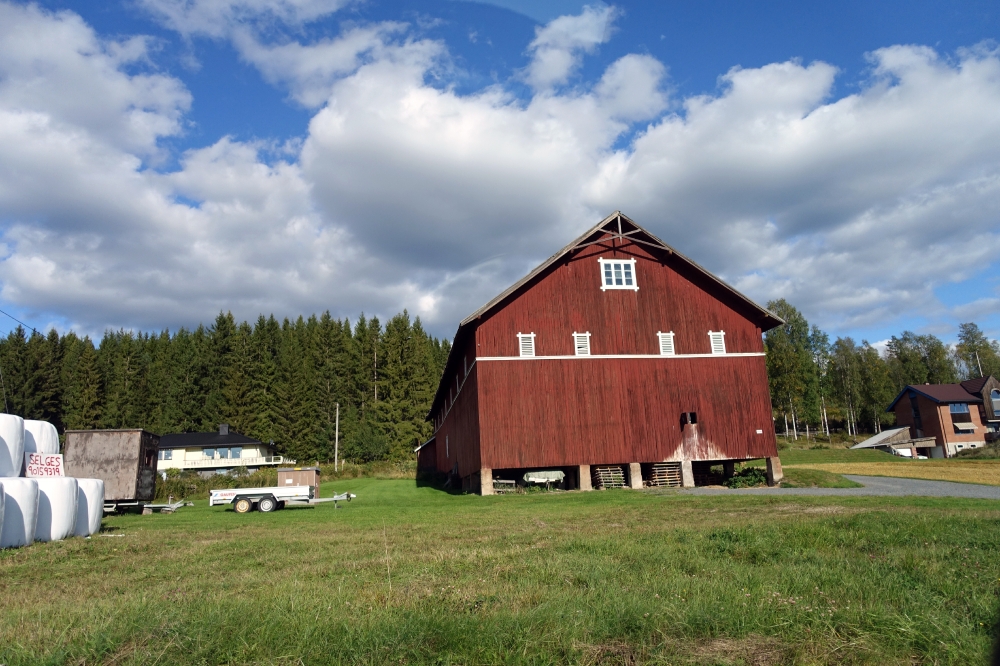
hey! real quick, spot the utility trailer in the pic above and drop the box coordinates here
[209,486,356,514]
[64,429,159,513]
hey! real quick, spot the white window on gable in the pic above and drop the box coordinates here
[517,332,536,357]
[573,332,591,356]
[708,330,726,354]
[657,331,676,356]
[598,257,638,291]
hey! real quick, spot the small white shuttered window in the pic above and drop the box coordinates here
[573,332,591,356]
[517,332,536,357]
[657,331,676,356]
[708,330,726,354]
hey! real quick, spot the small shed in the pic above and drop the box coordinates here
[64,429,159,503]
[278,467,321,492]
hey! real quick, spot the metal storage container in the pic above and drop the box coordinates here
[64,429,159,507]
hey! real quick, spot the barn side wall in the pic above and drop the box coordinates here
[476,356,776,469]
[433,354,482,478]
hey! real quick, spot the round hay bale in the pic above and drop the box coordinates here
[1,478,38,548]
[23,420,60,455]
[0,414,25,478]
[35,477,78,542]
[74,478,105,537]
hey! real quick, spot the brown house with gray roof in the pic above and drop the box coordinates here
[887,376,1000,457]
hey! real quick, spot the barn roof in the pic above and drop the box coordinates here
[428,211,784,419]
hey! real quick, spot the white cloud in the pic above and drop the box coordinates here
[138,0,352,37]
[0,3,999,342]
[524,4,616,90]
[232,22,414,108]
[0,3,190,156]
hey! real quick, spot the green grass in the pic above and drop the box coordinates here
[2,479,999,665]
[780,468,864,488]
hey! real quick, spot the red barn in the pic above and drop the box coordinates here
[418,212,784,494]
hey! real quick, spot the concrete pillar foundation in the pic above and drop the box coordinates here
[578,465,592,491]
[680,460,695,488]
[628,462,643,489]
[766,457,783,486]
[479,468,494,496]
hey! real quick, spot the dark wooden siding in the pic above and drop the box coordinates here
[475,240,765,358]
[475,355,776,468]
[433,356,482,478]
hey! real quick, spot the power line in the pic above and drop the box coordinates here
[0,307,38,336]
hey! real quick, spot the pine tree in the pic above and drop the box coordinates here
[63,336,102,430]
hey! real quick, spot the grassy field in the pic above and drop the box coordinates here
[788,461,1000,486]
[2,479,999,665]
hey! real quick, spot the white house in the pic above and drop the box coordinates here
[156,424,288,475]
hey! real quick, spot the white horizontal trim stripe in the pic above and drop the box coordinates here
[476,352,765,361]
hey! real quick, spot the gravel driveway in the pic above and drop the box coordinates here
[680,475,1000,499]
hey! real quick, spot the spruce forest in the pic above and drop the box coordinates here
[0,311,449,463]
[0,301,997,463]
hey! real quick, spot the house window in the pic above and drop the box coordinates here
[157,449,172,461]
[950,402,973,424]
[218,447,230,459]
[657,331,676,356]
[708,331,726,354]
[573,332,591,356]
[598,258,638,291]
[230,447,242,460]
[992,389,1000,412]
[203,448,216,459]
[517,332,536,357]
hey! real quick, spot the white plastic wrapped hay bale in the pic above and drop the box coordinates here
[23,420,60,455]
[0,481,4,538]
[74,479,104,537]
[0,413,25,477]
[1,478,38,548]
[35,477,78,542]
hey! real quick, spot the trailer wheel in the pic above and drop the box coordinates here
[258,497,278,513]
[234,498,253,514]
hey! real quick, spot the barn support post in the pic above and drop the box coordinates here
[766,457,783,486]
[680,460,695,488]
[723,461,735,479]
[479,468,494,496]
[578,465,592,491]
[628,463,643,489]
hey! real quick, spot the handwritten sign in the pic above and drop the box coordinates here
[24,452,64,477]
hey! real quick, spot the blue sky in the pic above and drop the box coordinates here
[0,0,998,345]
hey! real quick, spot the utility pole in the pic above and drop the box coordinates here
[334,402,339,472]
[374,347,378,403]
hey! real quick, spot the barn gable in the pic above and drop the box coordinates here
[429,211,781,418]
